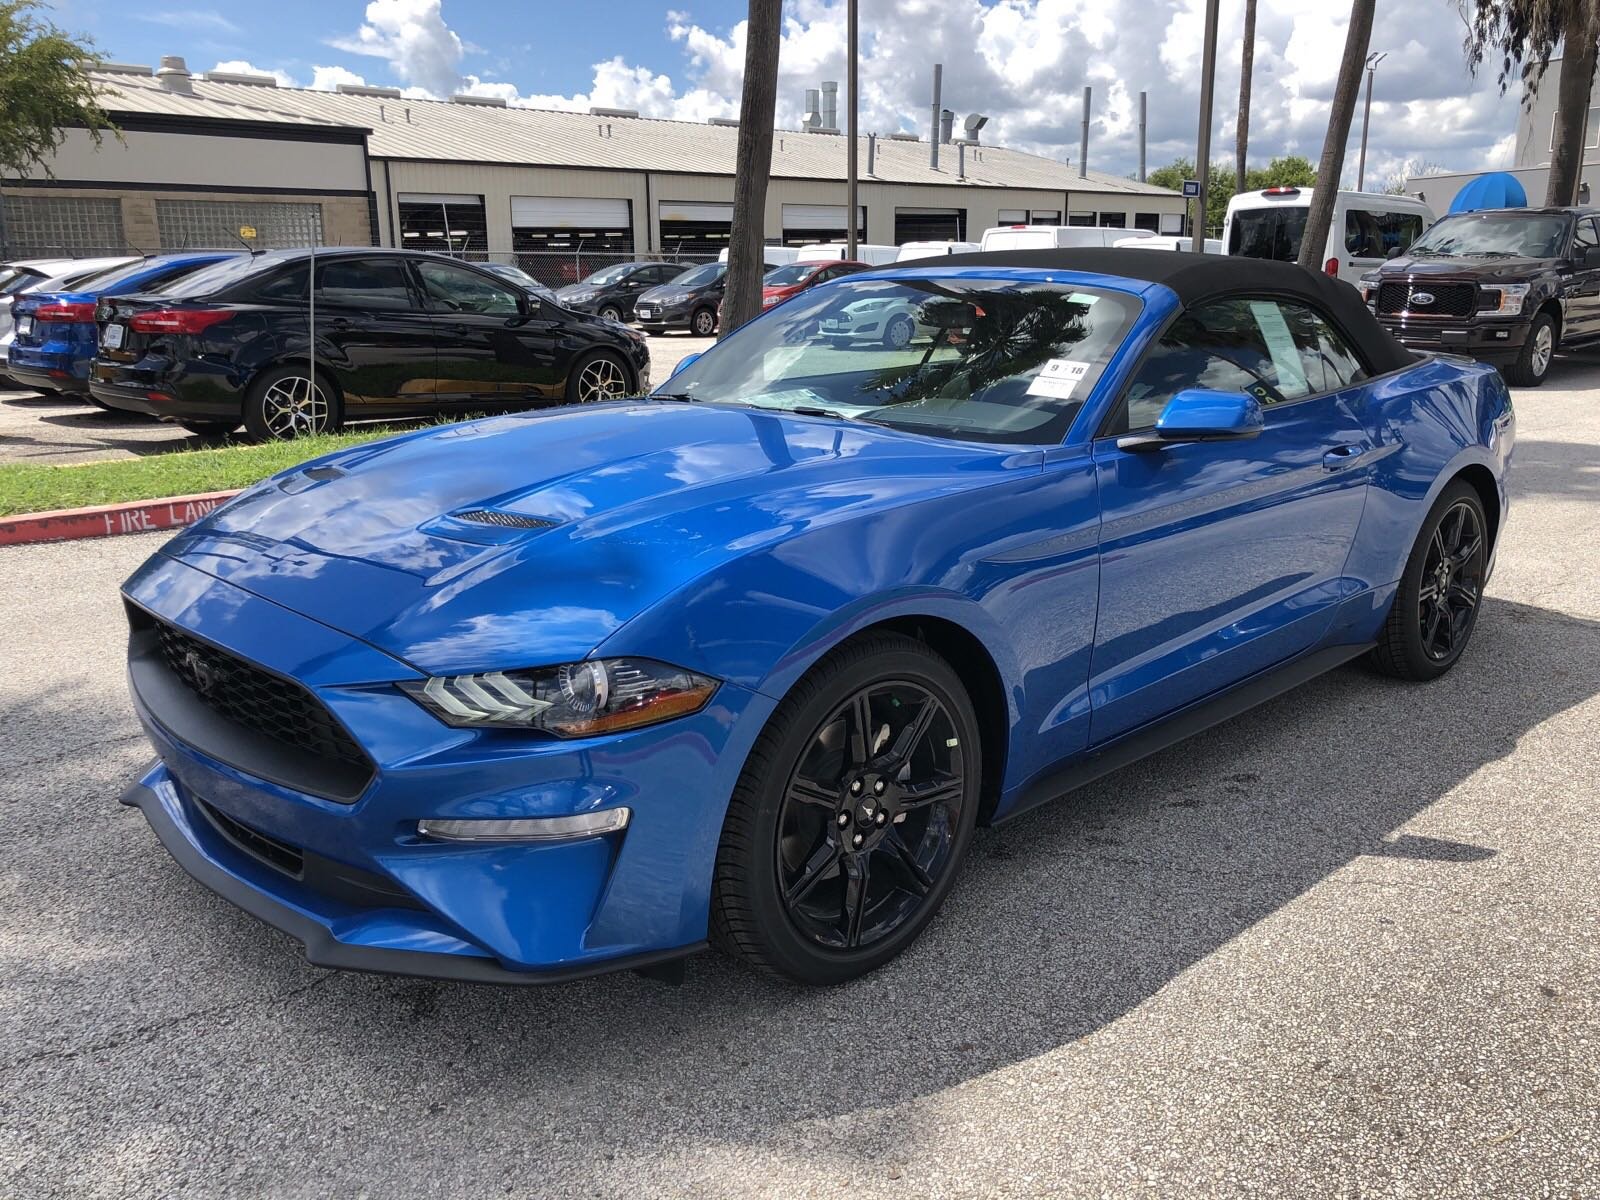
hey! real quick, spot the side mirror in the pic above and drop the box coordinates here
[669,351,702,378]
[1582,246,1600,268]
[1118,389,1265,452]
[1386,246,1404,259]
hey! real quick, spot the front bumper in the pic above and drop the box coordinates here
[1377,316,1529,362]
[635,298,695,329]
[120,550,771,983]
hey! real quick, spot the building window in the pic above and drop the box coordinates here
[156,199,322,250]
[1098,212,1128,228]
[1134,212,1161,232]
[1068,212,1096,227]
[1549,108,1600,152]
[0,195,126,257]
[396,193,487,257]
[1029,210,1061,225]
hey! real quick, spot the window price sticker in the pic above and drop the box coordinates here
[1026,358,1092,400]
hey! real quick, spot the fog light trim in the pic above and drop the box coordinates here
[417,808,631,843]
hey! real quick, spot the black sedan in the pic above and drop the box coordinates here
[554,261,682,323]
[635,259,781,336]
[89,249,650,440]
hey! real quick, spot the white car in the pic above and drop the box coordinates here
[818,296,925,349]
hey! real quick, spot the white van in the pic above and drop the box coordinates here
[895,240,982,261]
[1223,187,1436,285]
[1114,234,1224,254]
[717,245,802,266]
[980,225,1156,252]
[796,242,902,266]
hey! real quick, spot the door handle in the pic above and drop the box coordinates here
[1322,444,1363,470]
[327,316,351,329]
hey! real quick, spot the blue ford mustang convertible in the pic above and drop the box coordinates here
[120,249,1514,986]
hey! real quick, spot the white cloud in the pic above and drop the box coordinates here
[309,65,370,91]
[233,0,1525,179]
[330,0,464,96]
[209,60,296,87]
[139,9,240,34]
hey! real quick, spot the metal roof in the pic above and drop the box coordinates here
[90,70,1178,198]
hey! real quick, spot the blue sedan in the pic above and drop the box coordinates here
[8,252,238,402]
[119,248,1514,986]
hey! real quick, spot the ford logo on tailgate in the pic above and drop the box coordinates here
[1409,291,1436,306]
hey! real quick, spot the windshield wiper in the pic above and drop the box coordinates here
[648,392,699,403]
[791,405,849,419]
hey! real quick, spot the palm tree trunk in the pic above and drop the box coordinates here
[1297,0,1375,271]
[1235,0,1256,194]
[720,0,782,338]
[1545,0,1600,206]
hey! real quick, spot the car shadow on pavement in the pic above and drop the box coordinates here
[1506,438,1600,502]
[5,592,1598,1188]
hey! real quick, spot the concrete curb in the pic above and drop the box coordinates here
[0,490,241,546]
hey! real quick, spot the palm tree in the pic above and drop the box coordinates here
[1297,0,1376,271]
[1235,0,1257,194]
[720,0,782,338]
[1463,0,1600,206]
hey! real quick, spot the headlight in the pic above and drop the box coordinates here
[1359,273,1380,303]
[1485,283,1531,315]
[399,657,718,735]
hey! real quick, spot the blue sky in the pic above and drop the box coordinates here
[48,0,1523,183]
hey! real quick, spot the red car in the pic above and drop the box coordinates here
[761,259,870,309]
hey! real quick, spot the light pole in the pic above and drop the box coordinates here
[1192,0,1221,252]
[846,0,859,258]
[1356,50,1387,192]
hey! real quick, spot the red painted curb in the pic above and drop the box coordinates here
[0,490,242,547]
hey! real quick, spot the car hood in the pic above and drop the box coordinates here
[159,403,1021,674]
[638,286,688,304]
[1381,254,1553,281]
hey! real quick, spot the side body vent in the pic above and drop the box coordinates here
[455,509,558,530]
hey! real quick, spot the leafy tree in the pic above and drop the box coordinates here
[0,1,114,179]
[1461,0,1600,206]
[720,0,781,338]
[1297,0,1375,270]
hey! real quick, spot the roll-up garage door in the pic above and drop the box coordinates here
[781,203,866,246]
[659,201,734,223]
[893,207,965,243]
[660,201,735,256]
[511,196,631,229]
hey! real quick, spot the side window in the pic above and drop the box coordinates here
[253,264,308,303]
[314,258,418,311]
[1573,217,1600,254]
[1346,209,1424,258]
[1113,297,1368,434]
[415,260,522,314]
[646,265,675,284]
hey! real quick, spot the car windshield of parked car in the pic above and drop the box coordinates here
[155,253,282,297]
[1229,206,1308,261]
[1407,213,1570,258]
[659,277,1140,445]
[578,263,640,287]
[764,263,817,286]
[670,262,725,288]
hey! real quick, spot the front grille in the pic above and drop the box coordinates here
[198,798,304,876]
[455,509,557,530]
[1376,280,1476,317]
[154,621,368,770]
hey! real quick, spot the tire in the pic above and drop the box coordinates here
[598,304,623,323]
[1504,311,1555,387]
[565,351,633,403]
[242,365,340,442]
[1368,479,1489,681]
[710,632,982,985]
[179,420,239,437]
[691,307,717,337]
[882,313,915,350]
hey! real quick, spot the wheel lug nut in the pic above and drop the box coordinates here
[873,780,885,795]
[876,811,888,826]
[852,833,864,847]
[837,811,850,827]
[850,780,862,795]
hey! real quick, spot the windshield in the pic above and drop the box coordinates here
[1408,212,1570,258]
[670,262,725,288]
[764,263,817,286]
[1228,206,1308,261]
[157,253,284,296]
[657,277,1140,446]
[577,263,635,287]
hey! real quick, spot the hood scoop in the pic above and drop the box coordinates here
[454,509,559,530]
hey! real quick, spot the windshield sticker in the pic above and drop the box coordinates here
[1026,358,1092,400]
[1247,301,1309,395]
[762,346,809,379]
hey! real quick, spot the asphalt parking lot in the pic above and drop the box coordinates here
[1,364,1597,1198]
[0,331,715,466]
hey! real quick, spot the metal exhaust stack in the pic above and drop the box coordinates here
[820,81,839,132]
[940,109,954,144]
[1139,91,1148,181]
[930,64,942,170]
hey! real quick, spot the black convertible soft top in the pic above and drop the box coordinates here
[924,247,1414,376]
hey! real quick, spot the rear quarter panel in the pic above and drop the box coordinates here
[1345,354,1514,599]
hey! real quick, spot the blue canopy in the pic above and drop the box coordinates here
[1448,172,1528,214]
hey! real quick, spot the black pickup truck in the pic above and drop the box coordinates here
[1359,205,1600,386]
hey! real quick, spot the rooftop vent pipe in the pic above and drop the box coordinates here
[155,55,193,94]
[337,83,402,98]
[1079,86,1091,178]
[929,64,942,169]
[820,81,839,132]
[940,108,955,145]
[451,93,507,106]
[803,88,822,129]
[588,106,640,118]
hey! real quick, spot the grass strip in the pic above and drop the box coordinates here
[0,427,407,517]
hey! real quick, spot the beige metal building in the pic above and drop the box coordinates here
[1,56,1185,278]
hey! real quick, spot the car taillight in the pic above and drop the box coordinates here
[128,308,234,334]
[36,300,98,322]
[1324,257,1340,277]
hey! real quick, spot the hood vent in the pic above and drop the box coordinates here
[455,509,558,530]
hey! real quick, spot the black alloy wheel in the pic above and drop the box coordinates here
[1370,479,1488,680]
[711,632,980,984]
